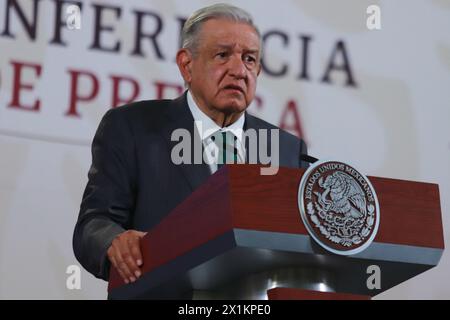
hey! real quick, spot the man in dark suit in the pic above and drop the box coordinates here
[73,4,308,285]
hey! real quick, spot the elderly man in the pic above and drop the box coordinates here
[73,4,308,287]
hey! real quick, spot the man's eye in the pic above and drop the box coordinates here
[244,55,256,64]
[216,52,228,58]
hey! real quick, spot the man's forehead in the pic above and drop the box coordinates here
[199,19,260,50]
[200,19,259,39]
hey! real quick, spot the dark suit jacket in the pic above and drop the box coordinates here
[73,92,308,280]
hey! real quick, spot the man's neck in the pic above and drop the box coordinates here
[218,112,244,128]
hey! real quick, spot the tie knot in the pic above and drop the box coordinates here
[211,131,236,146]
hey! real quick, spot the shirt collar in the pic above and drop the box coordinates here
[187,90,245,143]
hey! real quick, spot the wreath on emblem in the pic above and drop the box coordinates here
[306,171,375,247]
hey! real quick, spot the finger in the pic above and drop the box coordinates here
[125,237,142,278]
[129,236,143,270]
[134,231,147,267]
[114,242,137,282]
[136,231,147,238]
[108,247,129,284]
[110,253,129,284]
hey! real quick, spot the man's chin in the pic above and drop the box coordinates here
[217,99,249,113]
[220,105,247,115]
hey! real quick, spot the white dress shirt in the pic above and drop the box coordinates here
[187,91,246,174]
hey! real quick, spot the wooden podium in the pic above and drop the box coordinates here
[108,165,444,299]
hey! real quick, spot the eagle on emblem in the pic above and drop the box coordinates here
[314,171,367,219]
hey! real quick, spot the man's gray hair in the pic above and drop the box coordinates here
[181,3,261,54]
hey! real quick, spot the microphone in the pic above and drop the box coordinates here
[300,154,319,165]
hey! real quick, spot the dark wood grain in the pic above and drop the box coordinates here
[229,165,444,249]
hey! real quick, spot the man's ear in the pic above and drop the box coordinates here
[176,49,193,84]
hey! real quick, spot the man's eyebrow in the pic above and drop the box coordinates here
[213,44,260,53]
[214,44,233,50]
[245,49,260,55]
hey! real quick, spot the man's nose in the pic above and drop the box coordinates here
[228,56,247,79]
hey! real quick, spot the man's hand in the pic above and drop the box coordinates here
[107,230,147,284]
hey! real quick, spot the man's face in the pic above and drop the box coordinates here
[181,19,261,115]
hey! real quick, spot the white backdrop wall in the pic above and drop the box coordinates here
[0,0,449,299]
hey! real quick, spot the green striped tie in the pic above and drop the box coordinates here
[213,131,238,170]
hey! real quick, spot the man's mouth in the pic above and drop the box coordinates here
[223,85,244,94]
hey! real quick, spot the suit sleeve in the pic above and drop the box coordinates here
[73,109,137,280]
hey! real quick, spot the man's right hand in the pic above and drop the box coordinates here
[107,230,147,284]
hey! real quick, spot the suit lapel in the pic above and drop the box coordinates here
[161,92,211,191]
[160,95,273,189]
[244,113,271,164]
